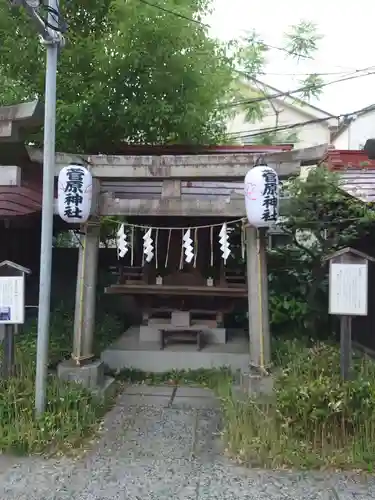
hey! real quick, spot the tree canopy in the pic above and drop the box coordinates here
[0,0,324,152]
[0,0,236,152]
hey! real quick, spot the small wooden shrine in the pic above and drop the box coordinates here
[106,215,248,344]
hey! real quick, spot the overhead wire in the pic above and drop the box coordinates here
[136,0,372,73]
[135,0,320,60]
[137,0,210,26]
[227,102,375,139]
[222,70,375,109]
[227,116,334,137]
[135,0,375,107]
[258,66,375,77]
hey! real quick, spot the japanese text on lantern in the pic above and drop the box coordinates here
[262,169,277,222]
[63,167,84,220]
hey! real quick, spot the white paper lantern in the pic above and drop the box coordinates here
[244,165,279,227]
[57,164,93,224]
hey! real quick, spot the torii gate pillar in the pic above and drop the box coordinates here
[57,182,114,395]
[242,225,273,396]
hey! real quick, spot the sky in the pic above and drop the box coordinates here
[208,0,375,116]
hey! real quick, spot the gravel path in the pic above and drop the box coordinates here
[0,385,374,499]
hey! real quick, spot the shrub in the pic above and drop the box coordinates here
[219,341,375,469]
[0,347,108,454]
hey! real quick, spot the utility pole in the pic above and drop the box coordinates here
[35,0,60,416]
[10,0,65,414]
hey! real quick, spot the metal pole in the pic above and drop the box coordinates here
[2,324,15,379]
[340,315,352,381]
[35,0,59,415]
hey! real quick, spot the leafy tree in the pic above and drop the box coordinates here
[0,0,234,152]
[0,0,325,153]
[272,167,375,331]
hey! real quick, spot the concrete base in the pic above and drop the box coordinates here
[101,326,249,373]
[239,372,275,397]
[139,324,226,344]
[57,358,115,398]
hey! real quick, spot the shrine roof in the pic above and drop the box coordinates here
[325,149,375,203]
[326,149,375,169]
[105,144,293,155]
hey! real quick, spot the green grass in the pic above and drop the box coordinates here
[0,303,123,455]
[0,357,107,455]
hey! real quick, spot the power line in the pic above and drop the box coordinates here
[259,42,312,61]
[136,0,375,103]
[136,0,326,62]
[227,103,374,139]
[229,116,337,138]
[224,70,375,109]
[138,0,209,26]
[259,68,375,77]
[234,66,375,84]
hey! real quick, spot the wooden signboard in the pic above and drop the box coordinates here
[329,261,368,316]
[325,248,374,381]
[0,276,25,324]
[0,260,31,378]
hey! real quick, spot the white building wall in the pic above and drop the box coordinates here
[333,112,375,150]
[226,101,331,149]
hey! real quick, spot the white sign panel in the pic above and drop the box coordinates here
[329,262,368,316]
[0,276,25,324]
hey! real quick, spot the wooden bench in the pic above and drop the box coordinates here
[160,329,205,351]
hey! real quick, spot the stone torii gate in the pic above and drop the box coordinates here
[29,144,328,392]
[0,100,43,188]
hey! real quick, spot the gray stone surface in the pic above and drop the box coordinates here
[0,385,374,499]
[57,359,105,388]
[101,327,250,373]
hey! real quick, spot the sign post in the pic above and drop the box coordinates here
[0,260,31,378]
[326,248,374,380]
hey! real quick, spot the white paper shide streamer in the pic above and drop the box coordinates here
[182,229,194,263]
[116,223,128,258]
[143,228,154,263]
[219,223,231,263]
